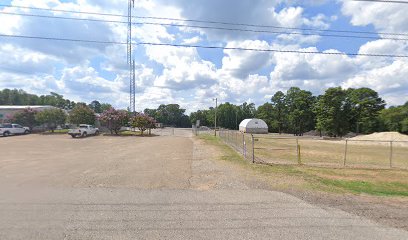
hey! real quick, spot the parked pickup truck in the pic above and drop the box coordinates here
[0,123,30,137]
[68,124,99,138]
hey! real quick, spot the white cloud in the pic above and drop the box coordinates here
[341,0,408,33]
[1,0,408,110]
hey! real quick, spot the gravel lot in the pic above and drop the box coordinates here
[0,132,407,239]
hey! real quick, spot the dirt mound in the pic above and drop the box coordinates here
[350,132,408,142]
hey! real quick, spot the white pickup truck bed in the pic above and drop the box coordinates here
[68,125,99,138]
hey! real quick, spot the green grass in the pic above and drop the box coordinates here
[44,129,69,134]
[103,131,156,137]
[198,134,408,197]
[319,179,408,196]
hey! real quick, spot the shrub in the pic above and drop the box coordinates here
[100,108,129,135]
[130,113,156,136]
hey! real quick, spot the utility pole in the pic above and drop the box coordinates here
[128,0,136,113]
[213,98,217,136]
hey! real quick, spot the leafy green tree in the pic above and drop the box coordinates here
[314,87,351,137]
[271,91,287,134]
[12,108,38,130]
[99,108,129,135]
[130,113,156,136]
[0,89,78,110]
[69,105,96,125]
[217,102,239,129]
[89,100,102,113]
[379,102,408,134]
[256,103,278,132]
[240,102,256,119]
[148,104,190,127]
[35,108,67,132]
[100,103,113,113]
[347,88,385,134]
[285,87,316,135]
[190,110,211,127]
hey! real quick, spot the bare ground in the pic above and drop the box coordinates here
[0,132,407,239]
[194,136,408,230]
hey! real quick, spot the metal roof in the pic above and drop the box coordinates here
[0,105,56,110]
[239,118,268,129]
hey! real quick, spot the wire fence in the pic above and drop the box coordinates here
[201,129,408,170]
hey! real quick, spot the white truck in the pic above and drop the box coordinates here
[0,123,30,137]
[68,124,99,138]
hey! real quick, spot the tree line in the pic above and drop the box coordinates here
[10,104,157,136]
[190,87,408,136]
[0,89,112,113]
[2,87,407,136]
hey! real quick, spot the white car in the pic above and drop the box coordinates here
[0,123,30,137]
[68,124,99,138]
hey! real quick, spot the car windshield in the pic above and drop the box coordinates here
[79,125,88,128]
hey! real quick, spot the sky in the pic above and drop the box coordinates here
[0,0,408,112]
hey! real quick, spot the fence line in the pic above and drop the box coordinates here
[198,128,408,170]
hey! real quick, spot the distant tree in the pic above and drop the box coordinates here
[217,102,239,129]
[153,104,190,127]
[89,100,102,113]
[190,110,211,127]
[130,113,156,136]
[256,103,277,132]
[240,102,256,119]
[100,103,113,113]
[379,102,408,134]
[69,105,96,125]
[314,87,351,137]
[99,108,129,135]
[0,88,77,110]
[285,87,316,135]
[347,88,386,134]
[12,108,38,130]
[271,91,287,134]
[35,108,67,132]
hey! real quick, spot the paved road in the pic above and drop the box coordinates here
[0,131,407,239]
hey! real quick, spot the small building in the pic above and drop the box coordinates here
[0,105,57,123]
[239,118,268,134]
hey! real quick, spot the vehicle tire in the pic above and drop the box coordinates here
[71,135,76,138]
[3,131,10,137]
[82,132,87,138]
[95,130,100,136]
[24,130,30,135]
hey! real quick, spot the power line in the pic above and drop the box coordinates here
[2,11,408,41]
[1,33,407,58]
[137,42,408,58]
[0,33,126,45]
[353,0,408,3]
[1,3,407,37]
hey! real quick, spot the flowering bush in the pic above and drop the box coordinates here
[130,113,156,136]
[12,108,38,130]
[99,108,129,135]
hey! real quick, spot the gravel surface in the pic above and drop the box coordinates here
[0,131,407,239]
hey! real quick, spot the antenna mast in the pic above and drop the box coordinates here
[127,0,135,113]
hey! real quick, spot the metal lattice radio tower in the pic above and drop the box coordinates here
[127,0,135,113]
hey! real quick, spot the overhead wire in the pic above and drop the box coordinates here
[1,11,408,41]
[1,3,408,37]
[1,33,408,58]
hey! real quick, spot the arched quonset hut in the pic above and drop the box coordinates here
[239,119,268,134]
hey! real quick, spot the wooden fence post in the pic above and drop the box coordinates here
[343,140,348,167]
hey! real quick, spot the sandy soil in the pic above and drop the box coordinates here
[0,132,407,239]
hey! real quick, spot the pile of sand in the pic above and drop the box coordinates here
[350,132,408,142]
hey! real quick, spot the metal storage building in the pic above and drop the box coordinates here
[239,118,268,134]
[0,106,56,123]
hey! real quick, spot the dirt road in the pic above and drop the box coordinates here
[0,131,407,239]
